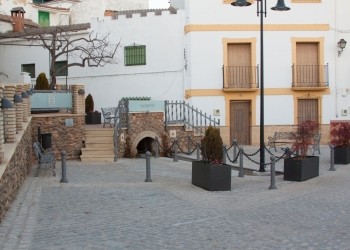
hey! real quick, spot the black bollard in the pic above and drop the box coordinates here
[329,144,336,171]
[238,147,244,177]
[269,156,277,190]
[155,137,159,158]
[196,142,200,161]
[60,150,68,183]
[145,151,152,182]
[222,145,227,164]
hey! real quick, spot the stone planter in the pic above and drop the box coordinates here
[284,156,319,182]
[86,111,101,124]
[334,147,350,165]
[192,161,231,191]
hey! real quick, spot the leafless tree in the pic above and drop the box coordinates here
[21,24,120,89]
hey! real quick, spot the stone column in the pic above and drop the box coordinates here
[3,85,16,143]
[0,85,4,163]
[15,85,24,132]
[72,85,85,115]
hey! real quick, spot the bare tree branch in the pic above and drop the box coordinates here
[18,25,120,89]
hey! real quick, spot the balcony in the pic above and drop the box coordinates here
[222,66,259,91]
[292,64,329,90]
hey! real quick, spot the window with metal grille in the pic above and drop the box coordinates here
[38,11,50,27]
[55,61,68,76]
[297,99,319,125]
[21,64,35,78]
[124,45,146,66]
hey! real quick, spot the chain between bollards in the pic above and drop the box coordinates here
[329,144,336,171]
[233,139,238,163]
[60,150,68,183]
[269,155,277,190]
[145,151,152,182]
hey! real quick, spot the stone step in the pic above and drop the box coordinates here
[85,129,114,136]
[84,142,114,149]
[81,148,114,156]
[84,136,113,143]
[80,156,114,162]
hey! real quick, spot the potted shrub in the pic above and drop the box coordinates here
[35,73,50,90]
[192,126,231,191]
[284,120,320,182]
[85,93,101,124]
[331,122,350,164]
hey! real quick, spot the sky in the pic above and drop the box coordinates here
[149,0,170,8]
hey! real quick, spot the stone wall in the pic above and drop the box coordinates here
[0,123,32,222]
[31,114,85,160]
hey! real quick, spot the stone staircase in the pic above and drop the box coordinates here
[80,126,114,162]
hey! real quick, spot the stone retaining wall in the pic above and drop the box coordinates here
[0,123,32,222]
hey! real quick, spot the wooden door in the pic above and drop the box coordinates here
[296,43,319,86]
[230,101,251,145]
[227,44,251,88]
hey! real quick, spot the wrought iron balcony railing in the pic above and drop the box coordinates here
[292,64,329,88]
[222,65,259,90]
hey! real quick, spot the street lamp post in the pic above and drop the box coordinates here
[231,0,290,172]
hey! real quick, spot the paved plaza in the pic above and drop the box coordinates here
[0,146,350,250]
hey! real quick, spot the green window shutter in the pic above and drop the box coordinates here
[55,61,68,76]
[21,64,35,78]
[38,11,50,27]
[124,45,146,66]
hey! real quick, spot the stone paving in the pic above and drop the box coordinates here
[0,146,350,250]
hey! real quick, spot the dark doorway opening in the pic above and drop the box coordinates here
[137,137,156,156]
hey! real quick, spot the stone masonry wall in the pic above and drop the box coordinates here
[31,114,85,160]
[0,124,32,222]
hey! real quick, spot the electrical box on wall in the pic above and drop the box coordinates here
[213,109,220,116]
[341,109,348,116]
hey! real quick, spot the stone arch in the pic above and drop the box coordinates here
[131,131,161,156]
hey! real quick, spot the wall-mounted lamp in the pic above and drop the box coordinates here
[338,39,347,57]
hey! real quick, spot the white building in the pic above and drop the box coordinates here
[0,0,349,145]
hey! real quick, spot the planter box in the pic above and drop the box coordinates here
[284,156,319,182]
[334,147,350,165]
[192,161,231,191]
[86,112,101,124]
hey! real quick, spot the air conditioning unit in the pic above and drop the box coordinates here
[341,109,348,116]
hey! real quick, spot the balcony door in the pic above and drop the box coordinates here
[227,43,252,88]
[230,100,251,145]
[296,43,319,87]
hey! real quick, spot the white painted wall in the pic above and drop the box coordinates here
[0,9,185,112]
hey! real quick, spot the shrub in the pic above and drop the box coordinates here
[85,93,94,113]
[35,73,50,90]
[200,126,223,164]
[332,122,350,148]
[290,120,319,159]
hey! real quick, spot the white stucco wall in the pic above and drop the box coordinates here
[0,9,185,112]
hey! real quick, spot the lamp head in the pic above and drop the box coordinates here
[338,39,347,57]
[271,0,290,11]
[231,0,251,7]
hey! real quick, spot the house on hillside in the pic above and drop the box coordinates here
[0,0,349,146]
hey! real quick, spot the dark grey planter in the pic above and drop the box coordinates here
[86,112,101,124]
[334,147,350,165]
[284,156,319,182]
[192,161,231,191]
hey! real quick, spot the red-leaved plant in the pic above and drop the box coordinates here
[332,122,350,148]
[290,120,320,159]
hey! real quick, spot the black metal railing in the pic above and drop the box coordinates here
[292,64,329,88]
[222,65,259,89]
[165,101,220,135]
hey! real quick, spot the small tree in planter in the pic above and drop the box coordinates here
[85,93,101,124]
[284,120,320,182]
[331,122,350,164]
[35,73,50,90]
[192,126,231,191]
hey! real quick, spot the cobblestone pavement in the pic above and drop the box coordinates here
[1,146,350,250]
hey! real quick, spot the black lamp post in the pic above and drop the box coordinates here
[232,0,290,172]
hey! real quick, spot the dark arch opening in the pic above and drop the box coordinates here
[136,137,156,155]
